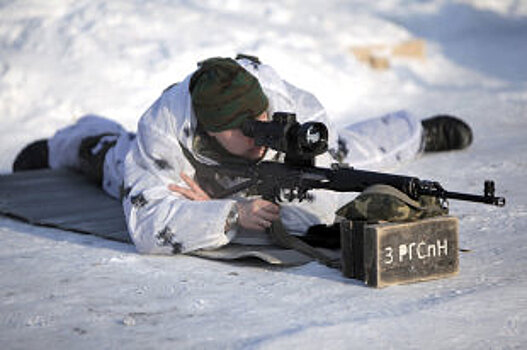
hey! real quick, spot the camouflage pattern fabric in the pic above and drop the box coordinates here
[189,57,268,132]
[78,133,119,185]
[336,184,448,223]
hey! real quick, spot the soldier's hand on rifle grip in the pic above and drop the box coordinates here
[236,199,280,231]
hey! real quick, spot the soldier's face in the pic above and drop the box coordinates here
[208,112,268,160]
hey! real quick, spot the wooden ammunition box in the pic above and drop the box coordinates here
[341,216,459,288]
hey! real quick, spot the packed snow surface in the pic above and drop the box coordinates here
[1,0,526,349]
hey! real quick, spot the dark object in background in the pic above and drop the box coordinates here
[300,223,342,249]
[422,115,473,152]
[12,139,49,172]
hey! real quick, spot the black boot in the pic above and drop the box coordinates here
[12,139,50,172]
[421,115,473,152]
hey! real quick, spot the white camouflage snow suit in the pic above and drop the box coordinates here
[48,57,423,255]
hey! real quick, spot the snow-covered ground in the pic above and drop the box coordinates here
[1,0,526,348]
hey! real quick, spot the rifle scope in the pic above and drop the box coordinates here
[241,112,328,161]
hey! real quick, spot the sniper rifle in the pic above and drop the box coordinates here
[213,112,506,208]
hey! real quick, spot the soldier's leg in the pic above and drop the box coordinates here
[47,114,126,170]
[336,111,473,169]
[13,114,132,199]
[337,110,424,169]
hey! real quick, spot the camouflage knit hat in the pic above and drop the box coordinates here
[189,57,269,132]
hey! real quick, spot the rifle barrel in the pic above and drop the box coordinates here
[444,190,506,207]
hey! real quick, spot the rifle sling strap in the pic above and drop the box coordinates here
[362,184,423,209]
[269,220,341,269]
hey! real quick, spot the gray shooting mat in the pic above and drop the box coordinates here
[0,169,329,266]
